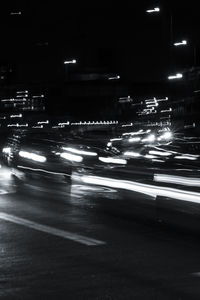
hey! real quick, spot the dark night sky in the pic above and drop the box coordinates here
[1,0,200,84]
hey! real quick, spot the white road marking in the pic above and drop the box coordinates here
[0,212,106,246]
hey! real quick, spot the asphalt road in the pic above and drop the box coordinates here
[1,166,200,299]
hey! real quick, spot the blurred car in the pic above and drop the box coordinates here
[59,140,128,176]
[2,129,73,184]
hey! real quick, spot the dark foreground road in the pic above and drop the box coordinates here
[1,166,200,299]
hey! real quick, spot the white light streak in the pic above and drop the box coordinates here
[10,11,22,15]
[174,40,187,46]
[58,122,70,126]
[60,152,83,163]
[108,75,120,80]
[110,138,123,142]
[124,151,141,157]
[142,134,155,143]
[154,174,200,187]
[7,123,28,128]
[168,73,183,80]
[146,7,160,13]
[145,154,158,159]
[81,175,200,204]
[99,157,127,165]
[149,150,172,157]
[32,125,44,129]
[64,59,77,64]
[10,114,22,118]
[158,131,172,141]
[62,147,97,156]
[122,130,143,136]
[128,137,141,142]
[175,155,198,161]
[37,120,49,125]
[19,151,46,163]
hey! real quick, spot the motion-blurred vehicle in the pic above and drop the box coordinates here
[2,129,73,184]
[59,139,128,177]
[2,128,128,185]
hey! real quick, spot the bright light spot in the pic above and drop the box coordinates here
[110,138,122,142]
[163,131,172,139]
[81,175,200,204]
[145,154,157,159]
[107,142,112,147]
[142,134,155,143]
[149,150,172,157]
[154,174,200,187]
[10,11,22,15]
[175,155,198,161]
[128,137,141,142]
[158,131,173,141]
[122,130,143,136]
[10,114,22,118]
[108,75,120,80]
[124,151,141,157]
[60,152,83,162]
[174,40,187,46]
[0,168,12,180]
[37,120,49,125]
[2,147,11,155]
[146,7,160,13]
[62,147,97,156]
[58,122,70,126]
[64,59,77,64]
[168,73,183,80]
[19,151,46,163]
[7,123,28,128]
[99,157,127,165]
[32,125,43,129]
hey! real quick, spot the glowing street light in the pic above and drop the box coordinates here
[174,40,187,47]
[168,73,183,80]
[146,7,160,13]
[108,75,120,80]
[10,11,22,15]
[64,59,77,64]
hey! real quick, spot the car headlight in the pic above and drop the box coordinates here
[62,147,97,156]
[60,152,83,162]
[19,151,46,163]
[2,147,11,155]
[99,157,127,165]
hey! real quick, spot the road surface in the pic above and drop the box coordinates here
[1,165,200,299]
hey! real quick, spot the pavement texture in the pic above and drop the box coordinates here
[1,166,200,299]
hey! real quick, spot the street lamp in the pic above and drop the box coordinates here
[168,73,183,80]
[108,75,120,80]
[64,59,77,64]
[10,11,22,15]
[173,40,188,47]
[146,7,160,13]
